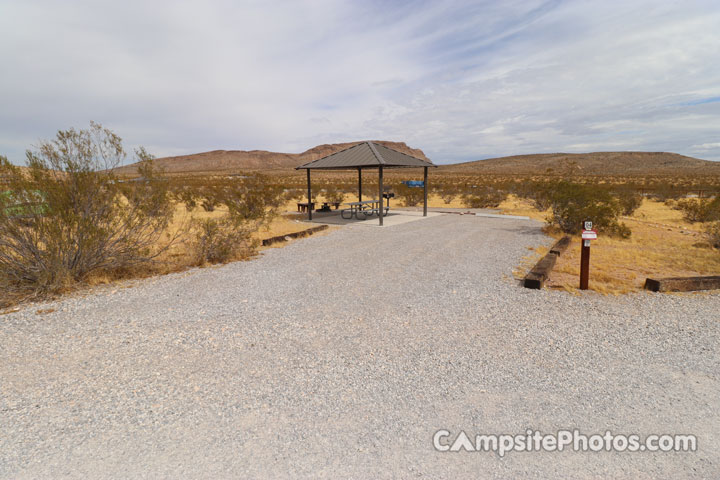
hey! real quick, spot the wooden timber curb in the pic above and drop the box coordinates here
[261,224,328,247]
[644,276,720,293]
[523,236,571,289]
[549,236,571,256]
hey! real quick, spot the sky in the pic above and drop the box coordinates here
[1,0,719,165]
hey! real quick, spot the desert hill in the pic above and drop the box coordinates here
[115,141,429,176]
[440,151,720,176]
[115,143,719,177]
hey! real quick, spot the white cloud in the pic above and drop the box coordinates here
[1,0,719,164]
[691,142,720,151]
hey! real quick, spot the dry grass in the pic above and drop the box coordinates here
[82,200,325,289]
[505,198,720,294]
[498,194,549,221]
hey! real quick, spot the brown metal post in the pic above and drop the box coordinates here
[378,166,384,226]
[358,168,362,203]
[423,166,428,217]
[580,240,590,290]
[306,169,312,221]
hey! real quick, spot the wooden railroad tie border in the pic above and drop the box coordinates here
[549,236,571,256]
[261,224,329,247]
[523,236,571,290]
[644,276,720,293]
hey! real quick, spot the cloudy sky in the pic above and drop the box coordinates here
[1,0,719,164]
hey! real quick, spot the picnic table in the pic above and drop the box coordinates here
[296,202,314,213]
[340,200,389,220]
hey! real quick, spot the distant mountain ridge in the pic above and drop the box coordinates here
[440,151,720,175]
[114,143,719,176]
[114,141,429,176]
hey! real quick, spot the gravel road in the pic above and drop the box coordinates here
[1,214,718,479]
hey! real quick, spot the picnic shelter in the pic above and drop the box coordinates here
[295,141,437,226]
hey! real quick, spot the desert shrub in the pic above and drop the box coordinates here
[396,183,425,207]
[322,184,345,204]
[614,190,643,216]
[360,184,376,200]
[191,174,281,264]
[519,181,556,211]
[676,197,720,223]
[200,188,221,212]
[229,174,284,217]
[650,182,685,201]
[441,192,456,204]
[435,184,458,204]
[546,181,630,237]
[605,222,633,239]
[193,216,260,264]
[462,189,507,208]
[0,123,174,299]
[309,187,320,203]
[176,188,199,211]
[706,221,720,249]
[282,188,303,203]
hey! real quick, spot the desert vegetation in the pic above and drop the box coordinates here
[398,173,719,293]
[499,190,720,293]
[3,127,720,305]
[0,125,300,307]
[0,124,176,303]
[673,197,720,223]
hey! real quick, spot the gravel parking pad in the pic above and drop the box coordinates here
[1,214,718,478]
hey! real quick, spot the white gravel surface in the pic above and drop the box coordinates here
[1,214,719,479]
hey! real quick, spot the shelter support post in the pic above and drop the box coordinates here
[358,168,362,203]
[423,166,428,217]
[378,166,384,226]
[306,169,312,221]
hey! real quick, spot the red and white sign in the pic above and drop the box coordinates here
[582,229,598,240]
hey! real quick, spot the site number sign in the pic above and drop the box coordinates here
[580,220,594,290]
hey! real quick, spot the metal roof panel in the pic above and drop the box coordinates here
[296,141,435,169]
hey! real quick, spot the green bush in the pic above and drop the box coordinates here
[614,190,643,216]
[650,182,685,201]
[462,189,507,208]
[605,222,633,239]
[676,197,720,223]
[433,183,458,204]
[546,181,630,237]
[706,221,720,248]
[322,184,345,204]
[0,123,174,298]
[175,188,199,211]
[396,183,425,207]
[191,174,281,264]
[518,181,556,211]
[441,192,457,204]
[192,216,260,264]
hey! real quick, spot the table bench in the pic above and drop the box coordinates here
[297,202,314,213]
[340,200,390,220]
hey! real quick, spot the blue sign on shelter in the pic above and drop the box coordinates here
[402,181,425,188]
